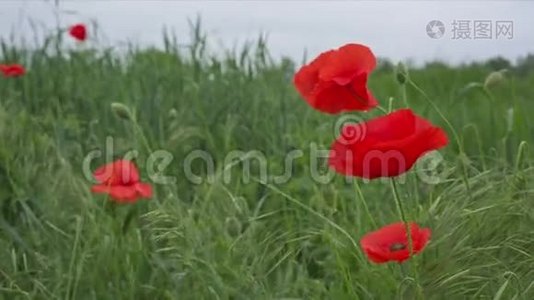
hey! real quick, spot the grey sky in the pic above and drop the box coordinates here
[1,1,533,65]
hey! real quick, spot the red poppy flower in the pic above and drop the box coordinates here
[329,109,448,179]
[0,64,25,77]
[69,23,87,42]
[293,43,378,114]
[91,159,152,203]
[360,222,431,264]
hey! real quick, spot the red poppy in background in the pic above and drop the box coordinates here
[0,64,25,77]
[69,23,87,42]
[360,222,431,264]
[293,43,378,114]
[91,159,152,203]
[329,109,448,179]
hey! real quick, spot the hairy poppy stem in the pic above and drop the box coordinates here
[131,113,153,154]
[401,82,409,108]
[131,115,180,203]
[390,178,424,299]
[396,62,410,107]
[407,79,472,200]
[354,180,377,228]
[122,205,139,234]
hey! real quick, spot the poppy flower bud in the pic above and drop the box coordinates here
[484,69,507,89]
[395,62,409,85]
[168,108,178,118]
[225,217,242,237]
[111,102,133,121]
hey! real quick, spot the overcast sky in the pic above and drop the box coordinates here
[1,1,533,65]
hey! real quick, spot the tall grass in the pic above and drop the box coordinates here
[0,23,533,299]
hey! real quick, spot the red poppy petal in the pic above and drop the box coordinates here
[293,50,334,98]
[135,182,153,198]
[69,24,87,41]
[362,246,391,264]
[293,44,378,114]
[113,160,140,184]
[319,44,376,84]
[313,83,360,113]
[361,222,407,245]
[348,73,379,108]
[365,126,447,178]
[108,185,139,202]
[329,136,408,178]
[312,82,377,114]
[93,164,115,184]
[413,227,432,253]
[359,222,431,264]
[328,139,361,176]
[91,184,110,194]
[360,223,410,263]
[394,127,449,168]
[329,109,448,178]
[0,64,25,77]
[93,159,141,185]
[386,248,412,263]
[365,109,416,141]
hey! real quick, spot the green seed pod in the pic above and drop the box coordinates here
[111,102,133,121]
[484,69,507,89]
[225,217,242,237]
[168,108,178,119]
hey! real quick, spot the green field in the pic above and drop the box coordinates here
[1,27,533,299]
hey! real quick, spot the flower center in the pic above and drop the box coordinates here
[389,242,407,251]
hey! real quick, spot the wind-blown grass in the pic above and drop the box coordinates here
[0,25,533,299]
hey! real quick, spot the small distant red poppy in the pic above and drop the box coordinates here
[329,109,448,179]
[293,43,378,114]
[0,64,25,77]
[69,23,87,42]
[360,222,431,264]
[91,159,152,203]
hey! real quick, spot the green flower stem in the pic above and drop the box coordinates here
[390,178,424,299]
[354,180,377,228]
[131,112,153,154]
[376,105,389,114]
[407,79,471,198]
[131,112,177,202]
[401,83,409,108]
